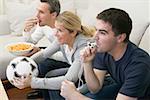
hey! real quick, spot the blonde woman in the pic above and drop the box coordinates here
[14,11,94,100]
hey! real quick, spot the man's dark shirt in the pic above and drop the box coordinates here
[93,41,150,97]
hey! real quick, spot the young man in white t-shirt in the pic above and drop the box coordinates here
[22,0,61,99]
[23,0,60,57]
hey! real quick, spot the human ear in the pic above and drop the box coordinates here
[117,33,126,43]
[51,12,57,18]
[70,30,78,37]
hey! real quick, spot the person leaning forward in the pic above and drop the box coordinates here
[60,8,150,100]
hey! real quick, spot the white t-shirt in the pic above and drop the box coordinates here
[23,25,56,44]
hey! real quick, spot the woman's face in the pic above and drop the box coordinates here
[54,21,74,45]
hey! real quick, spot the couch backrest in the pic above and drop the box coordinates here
[1,0,149,51]
[75,0,150,46]
[139,24,150,55]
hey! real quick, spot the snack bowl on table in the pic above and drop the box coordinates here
[6,42,35,56]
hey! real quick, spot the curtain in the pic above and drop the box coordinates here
[0,0,4,15]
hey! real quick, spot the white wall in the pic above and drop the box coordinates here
[0,0,5,15]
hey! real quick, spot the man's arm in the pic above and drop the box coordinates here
[68,90,92,100]
[83,63,107,93]
[80,46,107,93]
[23,17,38,32]
[116,93,137,100]
[61,80,92,100]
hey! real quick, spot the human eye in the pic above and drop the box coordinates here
[56,29,60,32]
[100,31,107,35]
[96,29,107,35]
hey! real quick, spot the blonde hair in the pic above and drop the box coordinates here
[56,11,94,37]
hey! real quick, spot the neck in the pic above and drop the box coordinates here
[68,37,76,50]
[109,42,128,61]
[47,20,55,28]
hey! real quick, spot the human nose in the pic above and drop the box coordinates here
[36,11,40,19]
[93,31,98,38]
[54,29,59,36]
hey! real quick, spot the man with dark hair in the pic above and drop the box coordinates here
[60,8,150,100]
[23,0,60,56]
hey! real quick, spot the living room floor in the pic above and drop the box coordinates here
[3,80,43,100]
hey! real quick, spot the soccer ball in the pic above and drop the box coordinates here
[6,56,39,86]
[87,41,97,49]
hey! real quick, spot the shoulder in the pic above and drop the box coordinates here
[124,43,150,79]
[75,34,91,47]
[126,42,150,64]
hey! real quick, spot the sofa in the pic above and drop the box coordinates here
[0,0,149,79]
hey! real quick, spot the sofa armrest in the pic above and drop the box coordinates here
[139,24,150,55]
[0,15,10,35]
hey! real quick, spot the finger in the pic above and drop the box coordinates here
[60,91,64,97]
[13,77,21,82]
[63,79,69,83]
[85,47,91,56]
[61,80,70,89]
[64,80,74,85]
[61,80,67,86]
[26,22,34,26]
[13,78,22,84]
[61,83,66,93]
[91,47,97,54]
[26,17,38,23]
[80,48,88,61]
[80,47,88,57]
[25,25,35,31]
[25,20,38,29]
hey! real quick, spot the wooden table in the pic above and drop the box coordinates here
[0,79,8,100]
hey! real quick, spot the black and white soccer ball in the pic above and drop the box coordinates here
[6,56,39,86]
[87,41,97,49]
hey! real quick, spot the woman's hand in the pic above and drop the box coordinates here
[22,47,40,57]
[13,75,32,89]
[60,80,77,99]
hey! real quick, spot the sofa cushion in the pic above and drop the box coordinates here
[4,0,76,36]
[0,15,10,35]
[5,0,40,36]
[139,25,150,55]
[60,0,75,13]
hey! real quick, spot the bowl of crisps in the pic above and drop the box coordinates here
[6,42,35,56]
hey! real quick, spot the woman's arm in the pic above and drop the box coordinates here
[31,40,60,63]
[30,59,81,90]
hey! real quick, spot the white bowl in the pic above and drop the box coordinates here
[6,42,35,56]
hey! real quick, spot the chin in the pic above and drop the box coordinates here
[39,22,46,26]
[58,41,63,45]
[97,49,105,53]
[39,24,44,26]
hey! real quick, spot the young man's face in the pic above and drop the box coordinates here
[94,19,118,53]
[36,2,54,26]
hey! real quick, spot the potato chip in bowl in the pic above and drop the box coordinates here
[6,42,35,56]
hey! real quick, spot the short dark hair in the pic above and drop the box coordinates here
[96,8,132,42]
[40,0,60,16]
